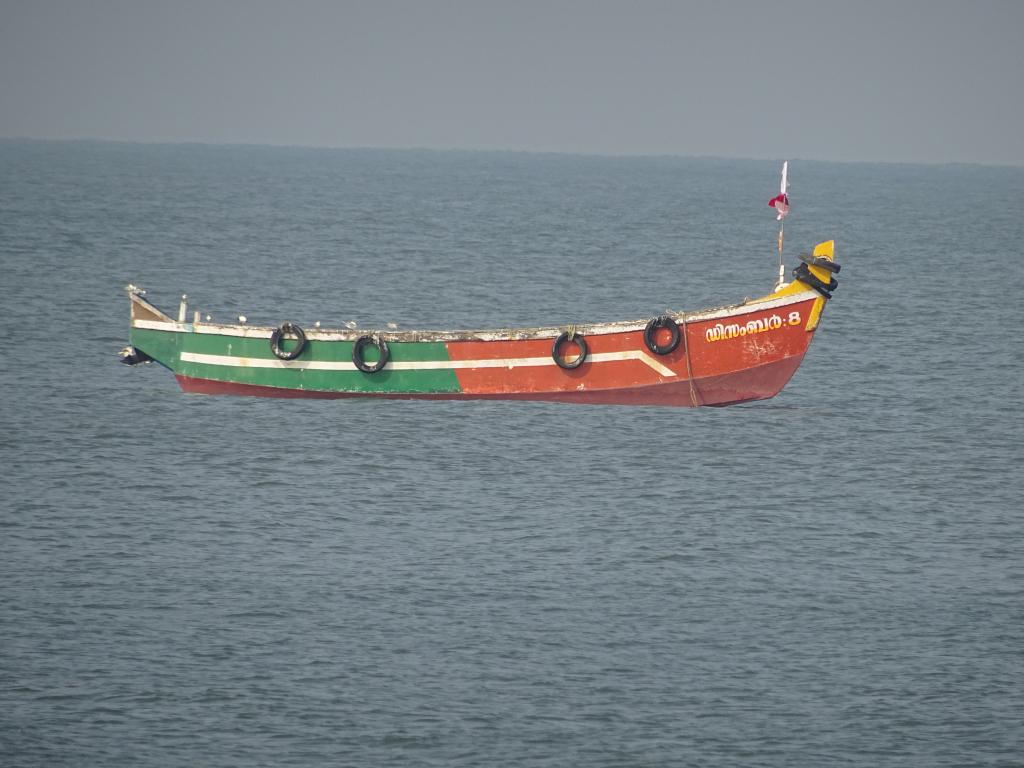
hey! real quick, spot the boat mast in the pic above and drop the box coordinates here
[773,160,789,291]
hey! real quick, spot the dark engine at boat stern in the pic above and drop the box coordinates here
[119,345,153,365]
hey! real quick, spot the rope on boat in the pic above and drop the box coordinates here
[678,314,701,407]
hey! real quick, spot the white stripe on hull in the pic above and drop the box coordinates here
[179,350,678,377]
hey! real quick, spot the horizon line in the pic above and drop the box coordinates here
[1,135,1021,171]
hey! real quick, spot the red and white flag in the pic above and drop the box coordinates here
[768,161,789,220]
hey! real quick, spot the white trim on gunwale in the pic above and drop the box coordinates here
[133,290,819,343]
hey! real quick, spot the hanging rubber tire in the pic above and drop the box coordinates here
[353,335,389,373]
[793,264,838,298]
[270,322,307,360]
[799,252,842,273]
[643,315,681,355]
[552,331,588,370]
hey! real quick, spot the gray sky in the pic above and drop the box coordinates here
[2,0,1022,165]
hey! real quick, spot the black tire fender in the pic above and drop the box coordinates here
[552,331,588,370]
[270,322,307,360]
[798,252,842,273]
[643,315,681,355]
[352,335,390,373]
[793,264,838,298]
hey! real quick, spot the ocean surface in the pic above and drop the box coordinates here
[2,140,1022,767]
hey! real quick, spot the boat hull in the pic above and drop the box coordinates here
[128,289,827,407]
[173,352,806,406]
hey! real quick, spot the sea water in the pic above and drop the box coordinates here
[1,140,1022,766]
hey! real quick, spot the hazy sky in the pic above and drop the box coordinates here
[2,0,1022,165]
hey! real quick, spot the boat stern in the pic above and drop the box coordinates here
[123,285,181,370]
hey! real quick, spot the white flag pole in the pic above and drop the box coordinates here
[774,161,789,291]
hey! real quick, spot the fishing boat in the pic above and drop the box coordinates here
[120,237,840,407]
[122,161,840,407]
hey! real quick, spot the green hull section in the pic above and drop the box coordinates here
[130,327,462,395]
